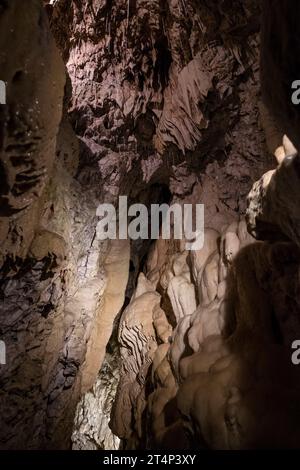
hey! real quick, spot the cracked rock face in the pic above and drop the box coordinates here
[72,339,121,450]
[1,0,300,451]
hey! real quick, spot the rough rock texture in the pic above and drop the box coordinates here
[0,0,65,257]
[0,0,130,449]
[110,0,300,450]
[112,150,300,449]
[0,0,67,449]
[1,0,300,451]
[72,339,120,450]
[49,0,270,448]
[49,0,267,215]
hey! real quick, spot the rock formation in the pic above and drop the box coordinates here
[1,0,300,451]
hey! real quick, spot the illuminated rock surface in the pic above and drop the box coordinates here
[1,0,300,450]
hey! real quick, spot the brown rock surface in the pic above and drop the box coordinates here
[1,0,300,451]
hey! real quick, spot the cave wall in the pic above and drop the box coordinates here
[0,0,68,449]
[1,0,300,451]
[48,0,270,449]
[0,0,130,449]
[261,0,300,150]
[110,0,300,449]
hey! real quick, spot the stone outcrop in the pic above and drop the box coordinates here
[0,0,130,449]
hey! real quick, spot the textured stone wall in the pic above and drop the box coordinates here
[0,0,67,449]
[1,0,300,451]
[0,0,130,449]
